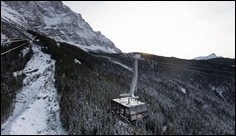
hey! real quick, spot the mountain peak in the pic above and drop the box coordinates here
[1,1,122,53]
[208,53,217,57]
[193,53,223,60]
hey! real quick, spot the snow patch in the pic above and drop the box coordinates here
[53,37,118,54]
[74,58,81,64]
[84,44,118,54]
[43,15,63,27]
[13,70,23,77]
[1,1,28,28]
[1,33,8,43]
[179,87,186,94]
[21,47,30,57]
[111,60,132,72]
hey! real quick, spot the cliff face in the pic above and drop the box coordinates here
[1,1,122,53]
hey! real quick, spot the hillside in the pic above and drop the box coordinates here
[2,31,235,134]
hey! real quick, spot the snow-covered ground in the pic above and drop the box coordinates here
[1,1,29,29]
[52,37,119,54]
[1,45,67,135]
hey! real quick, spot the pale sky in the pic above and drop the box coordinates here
[62,1,235,59]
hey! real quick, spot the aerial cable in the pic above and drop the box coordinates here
[1,41,29,56]
[1,39,28,44]
[153,61,234,74]
[156,62,234,79]
[1,33,38,56]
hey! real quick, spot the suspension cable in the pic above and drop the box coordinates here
[1,39,28,44]
[1,32,38,56]
[155,61,234,79]
[154,61,234,74]
[1,41,29,56]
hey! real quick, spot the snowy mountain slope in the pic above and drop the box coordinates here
[1,1,121,53]
[1,1,29,29]
[1,45,67,135]
[193,53,223,60]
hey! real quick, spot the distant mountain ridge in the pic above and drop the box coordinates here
[193,53,223,60]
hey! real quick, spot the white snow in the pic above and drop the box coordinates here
[180,87,186,94]
[74,58,81,64]
[2,1,121,54]
[1,1,28,28]
[91,54,132,72]
[83,44,118,53]
[112,97,145,108]
[52,37,118,54]
[1,45,67,135]
[13,70,23,77]
[210,86,225,100]
[1,33,8,43]
[43,15,63,27]
[111,60,132,72]
[21,47,30,57]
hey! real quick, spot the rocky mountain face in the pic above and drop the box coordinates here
[1,1,121,53]
[1,1,235,135]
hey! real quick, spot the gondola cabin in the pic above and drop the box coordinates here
[111,97,148,122]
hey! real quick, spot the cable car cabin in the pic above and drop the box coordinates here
[111,97,148,122]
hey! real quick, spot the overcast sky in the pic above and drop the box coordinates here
[62,1,235,59]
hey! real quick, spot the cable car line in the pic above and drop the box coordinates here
[1,39,28,44]
[1,41,29,56]
[154,61,234,79]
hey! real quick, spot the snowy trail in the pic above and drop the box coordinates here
[92,54,132,72]
[110,60,132,72]
[1,45,67,135]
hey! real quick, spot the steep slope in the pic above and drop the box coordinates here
[1,44,67,135]
[1,1,121,53]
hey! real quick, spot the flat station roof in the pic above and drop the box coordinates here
[112,97,146,108]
